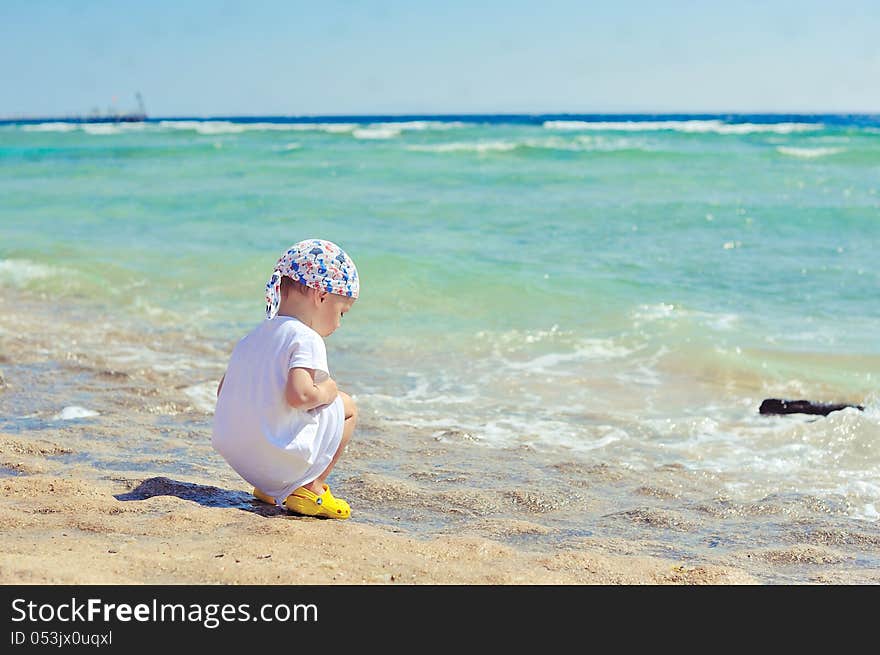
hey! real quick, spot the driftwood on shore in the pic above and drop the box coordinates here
[759,398,865,416]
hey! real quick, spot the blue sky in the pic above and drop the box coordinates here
[2,1,879,117]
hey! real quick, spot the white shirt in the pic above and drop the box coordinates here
[212,316,345,503]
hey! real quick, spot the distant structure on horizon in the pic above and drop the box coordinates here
[1,93,148,124]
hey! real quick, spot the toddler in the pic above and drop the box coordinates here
[212,239,359,519]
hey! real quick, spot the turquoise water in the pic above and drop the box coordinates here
[1,115,879,524]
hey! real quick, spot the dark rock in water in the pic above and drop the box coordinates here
[759,398,864,416]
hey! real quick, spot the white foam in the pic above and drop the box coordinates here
[406,135,646,154]
[159,120,213,131]
[22,122,78,132]
[352,126,402,139]
[862,396,880,419]
[580,429,626,451]
[196,121,247,135]
[476,326,576,356]
[522,325,563,344]
[614,363,663,387]
[858,504,879,521]
[407,141,517,153]
[373,121,467,131]
[19,121,142,135]
[0,258,59,286]
[53,406,99,420]
[104,344,198,376]
[777,146,844,158]
[158,121,358,135]
[500,338,633,373]
[834,479,880,497]
[572,135,649,151]
[631,303,740,332]
[315,123,358,134]
[274,142,302,151]
[475,416,581,447]
[183,382,218,413]
[243,122,352,133]
[544,119,711,131]
[830,479,880,521]
[710,122,822,135]
[703,312,740,331]
[543,119,822,134]
[632,303,677,324]
[528,135,648,152]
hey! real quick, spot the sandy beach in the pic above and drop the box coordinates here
[0,290,748,585]
[0,292,752,584]
[3,288,879,586]
[1,472,754,585]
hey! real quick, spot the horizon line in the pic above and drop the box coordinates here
[2,109,880,123]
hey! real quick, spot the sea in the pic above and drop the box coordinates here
[1,113,878,582]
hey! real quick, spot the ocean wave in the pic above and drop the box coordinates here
[406,135,647,154]
[0,258,61,286]
[631,303,741,332]
[160,120,246,134]
[20,122,145,135]
[476,325,573,347]
[529,135,646,152]
[316,123,359,134]
[352,126,402,139]
[406,140,519,153]
[544,119,823,135]
[155,120,466,136]
[21,122,78,132]
[499,338,634,373]
[372,120,468,131]
[777,146,844,158]
[630,306,742,330]
[272,122,358,134]
[673,397,880,510]
[105,343,202,376]
[698,122,822,134]
[158,120,357,135]
[470,416,587,447]
[351,120,473,139]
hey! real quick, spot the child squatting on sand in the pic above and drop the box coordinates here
[212,239,359,519]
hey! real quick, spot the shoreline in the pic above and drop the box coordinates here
[1,288,877,584]
[1,471,753,585]
[0,290,745,584]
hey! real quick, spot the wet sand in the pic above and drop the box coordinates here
[0,471,753,585]
[1,289,878,585]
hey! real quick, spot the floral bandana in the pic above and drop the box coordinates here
[265,239,359,319]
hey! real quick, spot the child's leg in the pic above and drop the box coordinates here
[303,391,357,494]
[254,392,357,505]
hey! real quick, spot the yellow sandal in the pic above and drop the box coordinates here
[285,484,351,519]
[253,484,351,519]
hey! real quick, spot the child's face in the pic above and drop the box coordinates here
[314,293,355,337]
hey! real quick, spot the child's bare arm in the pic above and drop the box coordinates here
[286,367,338,410]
